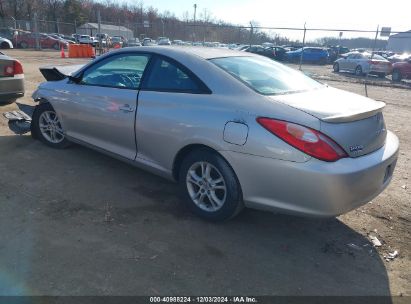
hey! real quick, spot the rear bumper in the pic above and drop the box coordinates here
[0,77,24,102]
[221,131,399,217]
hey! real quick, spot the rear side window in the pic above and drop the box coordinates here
[143,57,208,93]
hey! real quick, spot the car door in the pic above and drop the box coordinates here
[54,52,151,160]
[339,54,351,70]
[343,54,356,71]
[135,55,211,172]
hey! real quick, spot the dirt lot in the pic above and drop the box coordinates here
[0,49,410,297]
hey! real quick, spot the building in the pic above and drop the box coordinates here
[387,30,411,53]
[77,23,134,39]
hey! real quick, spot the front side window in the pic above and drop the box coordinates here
[80,54,150,89]
[143,57,203,93]
[211,56,323,95]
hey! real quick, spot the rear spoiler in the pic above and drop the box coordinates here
[39,64,84,81]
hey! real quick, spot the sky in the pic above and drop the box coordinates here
[125,0,411,40]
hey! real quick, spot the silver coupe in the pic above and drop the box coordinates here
[31,47,399,221]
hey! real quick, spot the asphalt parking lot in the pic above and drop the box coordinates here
[0,50,410,297]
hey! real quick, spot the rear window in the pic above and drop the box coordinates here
[210,56,323,95]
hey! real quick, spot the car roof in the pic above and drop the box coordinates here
[119,46,253,60]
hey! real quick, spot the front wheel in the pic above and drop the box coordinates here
[333,63,340,72]
[31,103,71,148]
[179,149,243,221]
[355,65,363,76]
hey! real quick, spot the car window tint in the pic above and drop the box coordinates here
[211,56,323,95]
[144,58,201,92]
[81,54,150,89]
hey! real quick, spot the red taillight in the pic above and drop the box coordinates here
[3,60,23,77]
[256,117,348,162]
[14,60,23,75]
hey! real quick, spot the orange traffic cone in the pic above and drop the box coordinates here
[60,45,65,58]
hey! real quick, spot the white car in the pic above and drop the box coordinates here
[78,35,97,46]
[334,52,393,78]
[0,37,13,49]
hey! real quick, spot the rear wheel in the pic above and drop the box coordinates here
[355,65,363,76]
[377,73,386,78]
[0,42,10,49]
[179,149,243,221]
[31,103,71,148]
[333,63,340,72]
[392,69,402,82]
[53,43,60,50]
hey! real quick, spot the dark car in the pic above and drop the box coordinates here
[391,56,411,82]
[327,46,350,63]
[0,51,24,104]
[243,45,286,61]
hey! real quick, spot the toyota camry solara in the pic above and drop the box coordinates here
[31,47,399,221]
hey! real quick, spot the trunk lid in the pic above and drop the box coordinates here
[39,64,84,81]
[269,87,387,157]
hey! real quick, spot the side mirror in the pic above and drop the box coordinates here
[68,74,82,84]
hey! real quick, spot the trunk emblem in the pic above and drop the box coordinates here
[349,145,364,153]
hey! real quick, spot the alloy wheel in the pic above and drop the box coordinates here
[186,161,227,212]
[39,111,65,144]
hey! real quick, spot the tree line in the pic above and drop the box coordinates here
[0,0,387,47]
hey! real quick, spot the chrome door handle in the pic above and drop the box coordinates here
[119,104,134,112]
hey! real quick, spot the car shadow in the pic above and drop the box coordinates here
[0,134,393,298]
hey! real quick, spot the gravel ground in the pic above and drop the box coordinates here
[0,50,409,297]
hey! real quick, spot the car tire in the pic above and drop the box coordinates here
[31,103,71,149]
[355,65,363,76]
[19,41,28,49]
[378,73,386,78]
[0,99,15,105]
[333,63,340,72]
[392,69,402,82]
[179,148,244,221]
[53,43,60,50]
[0,42,10,49]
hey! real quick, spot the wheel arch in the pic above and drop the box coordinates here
[172,144,237,183]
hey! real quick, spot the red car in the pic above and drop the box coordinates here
[16,33,67,50]
[392,57,411,82]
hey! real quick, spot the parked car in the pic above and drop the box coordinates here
[158,38,171,46]
[0,37,13,49]
[16,33,68,49]
[48,34,74,45]
[71,34,81,42]
[142,38,155,46]
[110,36,123,48]
[32,47,398,221]
[327,46,350,63]
[391,56,411,82]
[0,51,24,104]
[126,38,142,47]
[78,35,97,46]
[333,52,392,78]
[286,47,329,64]
[388,53,410,63]
[243,45,286,61]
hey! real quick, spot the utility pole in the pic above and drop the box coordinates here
[299,22,307,71]
[97,10,102,55]
[193,3,197,42]
[33,13,40,50]
[161,19,165,37]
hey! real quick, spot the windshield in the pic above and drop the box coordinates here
[210,56,323,95]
